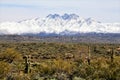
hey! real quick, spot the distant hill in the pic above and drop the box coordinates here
[0,33,120,43]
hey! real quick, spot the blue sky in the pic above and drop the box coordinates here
[0,0,120,22]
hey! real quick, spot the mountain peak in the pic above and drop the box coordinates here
[46,14,60,19]
[62,13,79,20]
[85,17,101,25]
[46,13,79,20]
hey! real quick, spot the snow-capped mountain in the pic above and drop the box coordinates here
[0,13,120,35]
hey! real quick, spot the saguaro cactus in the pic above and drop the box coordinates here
[23,56,29,73]
[110,47,114,63]
[87,46,91,65]
[93,46,97,53]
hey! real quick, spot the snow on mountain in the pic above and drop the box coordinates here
[0,13,120,35]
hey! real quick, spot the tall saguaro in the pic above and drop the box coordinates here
[111,47,114,63]
[23,56,29,74]
[87,46,91,65]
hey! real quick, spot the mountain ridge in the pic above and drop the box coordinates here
[0,13,120,35]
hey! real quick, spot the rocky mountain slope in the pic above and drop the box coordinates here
[0,14,120,35]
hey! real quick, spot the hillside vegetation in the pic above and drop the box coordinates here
[0,42,120,80]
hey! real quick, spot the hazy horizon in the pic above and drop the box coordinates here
[0,0,120,23]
